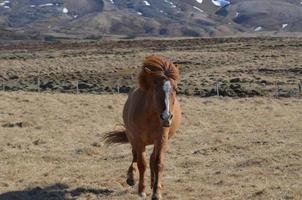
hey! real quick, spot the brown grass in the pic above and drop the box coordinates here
[0,91,301,199]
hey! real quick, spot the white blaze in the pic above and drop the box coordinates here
[162,80,171,120]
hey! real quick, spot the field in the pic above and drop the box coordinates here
[0,37,302,200]
[0,37,302,97]
[0,92,301,200]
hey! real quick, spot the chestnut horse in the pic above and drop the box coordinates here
[104,55,181,200]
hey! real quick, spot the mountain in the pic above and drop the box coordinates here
[0,0,302,40]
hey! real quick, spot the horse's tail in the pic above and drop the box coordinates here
[103,130,128,144]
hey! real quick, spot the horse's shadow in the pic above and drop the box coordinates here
[0,183,114,200]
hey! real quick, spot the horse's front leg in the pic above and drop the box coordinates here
[152,129,169,200]
[150,150,155,189]
[136,146,147,197]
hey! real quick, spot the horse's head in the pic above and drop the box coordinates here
[139,56,179,127]
[158,78,176,127]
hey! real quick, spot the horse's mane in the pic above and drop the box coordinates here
[138,55,180,90]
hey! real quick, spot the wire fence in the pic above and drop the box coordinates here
[0,78,302,98]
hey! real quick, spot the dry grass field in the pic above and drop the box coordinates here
[0,92,301,200]
[0,37,301,199]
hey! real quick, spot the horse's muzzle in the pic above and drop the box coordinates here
[160,113,173,127]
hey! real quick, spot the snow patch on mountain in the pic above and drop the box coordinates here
[212,0,230,7]
[193,6,203,13]
[195,0,203,3]
[164,0,177,8]
[254,26,262,31]
[144,1,150,6]
[39,3,54,7]
[0,0,9,7]
[62,7,68,14]
[282,24,288,29]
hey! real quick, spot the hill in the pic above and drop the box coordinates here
[0,0,302,40]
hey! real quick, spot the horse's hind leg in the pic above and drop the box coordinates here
[127,149,137,186]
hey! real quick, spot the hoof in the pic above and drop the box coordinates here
[152,194,162,200]
[126,178,136,186]
[139,192,147,198]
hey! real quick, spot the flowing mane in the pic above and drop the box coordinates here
[138,55,180,90]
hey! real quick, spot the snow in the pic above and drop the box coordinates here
[30,5,36,8]
[144,1,150,6]
[282,24,288,29]
[4,5,9,8]
[0,0,9,6]
[235,12,239,18]
[164,0,177,8]
[62,7,68,14]
[212,0,230,7]
[195,0,203,3]
[109,0,114,4]
[254,26,262,32]
[137,12,142,15]
[39,3,54,7]
[193,6,203,13]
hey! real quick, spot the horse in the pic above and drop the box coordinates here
[104,55,181,200]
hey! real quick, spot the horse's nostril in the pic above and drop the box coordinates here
[160,112,173,127]
[160,113,172,121]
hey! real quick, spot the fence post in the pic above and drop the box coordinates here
[37,77,40,93]
[117,79,120,94]
[76,80,79,94]
[299,80,302,96]
[216,82,220,96]
[37,65,41,93]
[275,81,279,98]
